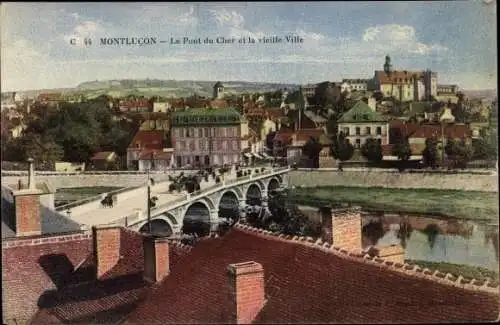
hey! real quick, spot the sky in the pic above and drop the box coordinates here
[1,1,497,92]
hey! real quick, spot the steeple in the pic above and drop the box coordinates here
[384,55,392,77]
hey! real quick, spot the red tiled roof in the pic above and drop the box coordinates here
[293,128,325,142]
[375,70,423,84]
[410,123,472,139]
[128,130,164,150]
[29,228,193,324]
[91,151,115,161]
[210,99,228,109]
[267,108,285,119]
[137,149,173,161]
[124,227,499,324]
[1,233,92,323]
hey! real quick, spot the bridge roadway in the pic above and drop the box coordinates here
[67,167,290,233]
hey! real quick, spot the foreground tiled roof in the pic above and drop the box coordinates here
[2,232,93,323]
[124,225,499,324]
[29,228,193,325]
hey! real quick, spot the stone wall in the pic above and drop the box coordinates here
[1,174,173,190]
[288,169,498,192]
[331,209,362,253]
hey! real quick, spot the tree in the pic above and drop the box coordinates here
[474,126,498,161]
[302,136,324,168]
[326,116,338,136]
[445,138,473,169]
[373,91,384,102]
[392,137,412,171]
[330,133,354,170]
[361,138,383,164]
[422,137,439,168]
[20,133,64,170]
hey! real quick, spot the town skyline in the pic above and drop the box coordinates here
[1,1,497,92]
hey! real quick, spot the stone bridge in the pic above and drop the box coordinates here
[111,167,291,235]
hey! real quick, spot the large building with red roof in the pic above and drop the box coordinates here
[126,130,166,170]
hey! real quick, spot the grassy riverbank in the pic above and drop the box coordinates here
[405,259,499,283]
[289,186,499,222]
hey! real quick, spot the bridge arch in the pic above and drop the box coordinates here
[216,188,243,209]
[137,213,177,237]
[217,190,241,223]
[267,177,281,193]
[182,201,212,237]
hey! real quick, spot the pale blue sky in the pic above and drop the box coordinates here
[1,1,497,91]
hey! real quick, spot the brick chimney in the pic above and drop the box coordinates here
[93,225,121,279]
[12,158,43,237]
[143,235,170,283]
[321,207,362,253]
[227,261,266,324]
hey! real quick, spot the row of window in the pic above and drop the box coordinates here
[173,126,238,138]
[350,137,382,148]
[343,126,383,136]
[176,154,240,167]
[176,139,240,151]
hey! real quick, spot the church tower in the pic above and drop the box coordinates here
[383,55,392,77]
[213,81,224,99]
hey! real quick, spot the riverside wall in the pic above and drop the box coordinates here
[287,169,498,192]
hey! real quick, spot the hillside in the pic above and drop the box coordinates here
[74,79,300,99]
[461,89,497,101]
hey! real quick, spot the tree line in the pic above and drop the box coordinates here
[1,96,140,169]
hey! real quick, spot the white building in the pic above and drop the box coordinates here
[153,102,171,113]
[341,79,370,93]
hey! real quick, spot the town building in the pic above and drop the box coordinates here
[301,84,317,98]
[436,84,459,103]
[36,93,63,106]
[137,148,175,171]
[372,56,437,102]
[337,101,390,149]
[127,130,166,170]
[90,151,118,170]
[341,78,371,93]
[170,107,242,167]
[119,98,152,112]
[153,101,172,113]
[213,81,224,99]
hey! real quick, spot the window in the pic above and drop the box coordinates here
[186,128,190,137]
[211,127,216,137]
[176,156,182,167]
[343,127,350,136]
[204,128,209,137]
[232,140,238,150]
[376,127,382,135]
[365,127,371,135]
[222,140,228,150]
[355,127,360,135]
[355,139,361,148]
[199,139,204,150]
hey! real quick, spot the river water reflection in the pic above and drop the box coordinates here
[298,205,499,271]
[363,214,499,271]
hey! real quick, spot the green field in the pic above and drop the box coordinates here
[405,259,499,283]
[289,186,499,222]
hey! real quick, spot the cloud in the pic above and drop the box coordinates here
[210,8,245,29]
[178,6,198,26]
[361,24,448,55]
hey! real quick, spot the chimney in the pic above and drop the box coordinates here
[321,207,362,253]
[93,225,122,279]
[143,235,170,283]
[12,158,43,237]
[227,261,266,324]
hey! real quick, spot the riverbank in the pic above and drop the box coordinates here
[289,186,499,222]
[405,259,499,283]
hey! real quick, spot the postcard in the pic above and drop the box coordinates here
[1,2,498,324]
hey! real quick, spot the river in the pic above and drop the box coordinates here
[298,205,499,271]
